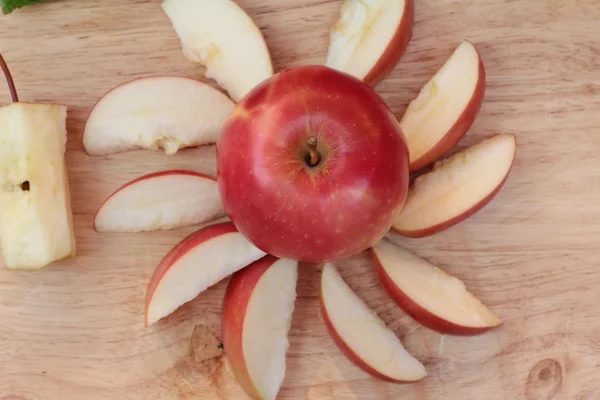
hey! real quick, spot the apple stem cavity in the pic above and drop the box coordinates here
[306,136,321,167]
[0,53,19,103]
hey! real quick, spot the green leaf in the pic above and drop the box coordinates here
[1,0,47,15]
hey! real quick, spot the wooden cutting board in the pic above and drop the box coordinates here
[1,0,599,399]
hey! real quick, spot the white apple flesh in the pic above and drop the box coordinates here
[393,133,517,237]
[145,222,266,326]
[222,256,298,400]
[400,40,486,171]
[320,263,427,382]
[161,0,273,102]
[325,0,414,85]
[372,239,502,335]
[83,76,235,156]
[0,101,76,269]
[94,170,225,233]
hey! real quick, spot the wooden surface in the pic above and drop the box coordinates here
[1,0,599,399]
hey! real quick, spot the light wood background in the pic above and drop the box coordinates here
[1,0,599,399]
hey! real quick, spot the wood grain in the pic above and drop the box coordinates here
[1,0,600,399]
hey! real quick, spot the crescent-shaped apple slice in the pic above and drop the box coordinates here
[372,239,502,335]
[145,222,266,326]
[94,170,225,233]
[393,133,516,237]
[392,134,517,238]
[320,263,427,383]
[222,256,298,400]
[400,41,486,171]
[83,76,235,156]
[325,0,414,86]
[161,0,274,102]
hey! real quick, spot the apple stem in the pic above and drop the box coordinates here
[0,53,18,103]
[306,136,321,167]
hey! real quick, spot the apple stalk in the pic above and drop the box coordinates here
[0,53,18,103]
[306,136,321,167]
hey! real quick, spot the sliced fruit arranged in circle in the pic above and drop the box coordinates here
[94,170,225,233]
[145,222,266,326]
[325,0,414,86]
[161,0,274,102]
[372,239,502,335]
[222,256,298,400]
[400,40,486,171]
[83,76,235,156]
[393,133,517,238]
[319,263,427,382]
[69,0,518,386]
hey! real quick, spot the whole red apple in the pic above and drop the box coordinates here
[216,65,409,263]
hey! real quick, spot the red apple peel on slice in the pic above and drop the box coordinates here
[94,170,225,233]
[83,76,235,156]
[320,263,427,382]
[393,133,517,238]
[372,239,502,335]
[222,256,298,400]
[400,40,486,171]
[325,0,414,85]
[145,222,266,326]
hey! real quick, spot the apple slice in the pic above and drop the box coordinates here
[94,170,225,233]
[145,222,266,326]
[372,239,502,335]
[161,0,273,102]
[400,40,486,171]
[222,256,298,400]
[392,133,516,238]
[83,76,235,156]
[325,0,414,86]
[320,263,426,382]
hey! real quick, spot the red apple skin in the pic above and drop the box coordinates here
[408,55,486,172]
[217,65,410,264]
[319,291,413,383]
[392,164,514,238]
[363,0,415,86]
[93,170,216,231]
[144,221,236,326]
[371,250,502,335]
[221,255,279,400]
